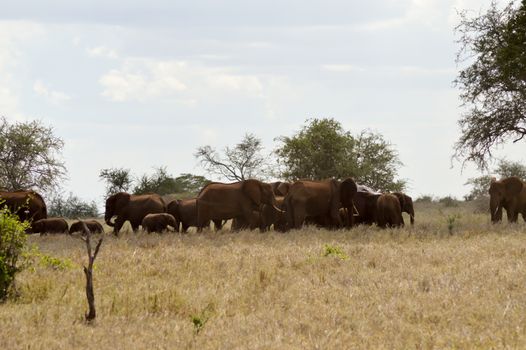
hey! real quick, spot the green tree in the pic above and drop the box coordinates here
[454,1,526,168]
[195,133,269,181]
[173,173,210,194]
[275,118,406,191]
[133,166,179,195]
[0,117,66,192]
[99,168,132,197]
[0,205,29,301]
[354,130,406,192]
[275,118,355,180]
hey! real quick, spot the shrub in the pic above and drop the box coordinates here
[438,196,460,207]
[322,244,349,260]
[415,195,434,203]
[0,206,30,300]
[48,192,99,218]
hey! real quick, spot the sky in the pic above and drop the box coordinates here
[0,0,522,206]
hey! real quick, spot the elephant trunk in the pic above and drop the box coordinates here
[105,214,115,227]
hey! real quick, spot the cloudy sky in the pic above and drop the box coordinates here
[1,0,521,205]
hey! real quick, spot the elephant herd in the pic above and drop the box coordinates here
[1,175,524,236]
[104,178,415,235]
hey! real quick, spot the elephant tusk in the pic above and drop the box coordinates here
[352,203,360,217]
[272,204,285,214]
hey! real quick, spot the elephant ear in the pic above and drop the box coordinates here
[393,192,405,209]
[340,178,357,207]
[243,180,262,206]
[277,182,290,196]
[504,176,523,197]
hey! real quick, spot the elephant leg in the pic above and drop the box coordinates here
[131,222,140,232]
[196,203,209,233]
[113,217,126,235]
[181,223,189,233]
[293,205,306,229]
[213,219,223,231]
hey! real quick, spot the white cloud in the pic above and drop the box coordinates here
[87,45,119,59]
[33,80,71,104]
[99,59,265,103]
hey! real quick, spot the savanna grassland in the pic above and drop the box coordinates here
[1,202,526,349]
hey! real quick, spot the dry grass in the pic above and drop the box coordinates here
[2,202,526,349]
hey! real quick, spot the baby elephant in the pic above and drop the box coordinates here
[69,220,104,235]
[31,218,69,234]
[376,193,404,228]
[141,213,178,233]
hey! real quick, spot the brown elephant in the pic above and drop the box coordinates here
[284,178,357,230]
[30,218,68,234]
[376,194,404,228]
[69,220,104,235]
[0,190,47,222]
[167,198,221,233]
[196,179,282,232]
[141,213,178,233]
[489,176,526,223]
[104,192,166,235]
[393,192,415,225]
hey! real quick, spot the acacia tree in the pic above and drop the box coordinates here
[195,133,270,181]
[275,118,406,192]
[454,1,526,168]
[99,168,132,197]
[0,117,66,192]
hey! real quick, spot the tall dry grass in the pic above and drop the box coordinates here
[1,202,526,349]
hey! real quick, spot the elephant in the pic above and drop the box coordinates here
[393,192,415,225]
[196,179,282,232]
[30,218,68,234]
[69,220,104,235]
[0,190,47,222]
[141,213,178,233]
[284,178,357,230]
[376,193,404,228]
[104,192,166,235]
[167,198,221,233]
[489,176,526,223]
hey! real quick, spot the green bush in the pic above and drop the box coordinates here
[0,206,30,300]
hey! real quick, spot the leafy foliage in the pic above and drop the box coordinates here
[275,118,406,192]
[195,133,269,181]
[99,168,133,197]
[454,1,526,168]
[0,117,66,192]
[173,173,210,194]
[353,130,406,192]
[275,118,355,180]
[133,166,179,195]
[0,205,30,301]
[48,192,99,218]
